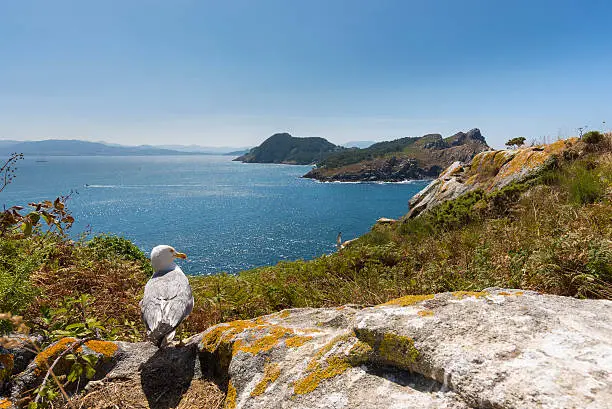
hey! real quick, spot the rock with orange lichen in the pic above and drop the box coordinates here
[197,289,611,409]
[408,139,578,217]
[5,288,611,408]
[9,338,121,402]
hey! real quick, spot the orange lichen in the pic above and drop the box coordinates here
[499,291,524,297]
[294,337,371,395]
[84,340,118,357]
[293,356,351,395]
[250,363,281,397]
[224,381,237,409]
[276,310,290,319]
[200,320,262,353]
[379,294,434,307]
[452,291,489,299]
[0,353,14,379]
[35,337,78,367]
[307,333,352,371]
[0,398,12,409]
[233,326,295,355]
[417,309,434,317]
[285,335,312,348]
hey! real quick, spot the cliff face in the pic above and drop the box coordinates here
[5,289,612,408]
[408,138,577,217]
[303,128,490,182]
[234,133,342,165]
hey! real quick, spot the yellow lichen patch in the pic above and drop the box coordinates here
[378,333,419,368]
[250,363,281,397]
[379,294,434,307]
[200,320,262,353]
[0,353,14,379]
[224,381,237,409]
[84,340,118,357]
[499,291,524,297]
[293,334,371,395]
[0,398,12,409]
[307,333,353,371]
[346,340,372,365]
[276,310,290,319]
[285,335,312,348]
[233,326,295,355]
[452,291,489,299]
[417,309,434,317]
[293,356,351,395]
[35,337,78,368]
[357,330,419,370]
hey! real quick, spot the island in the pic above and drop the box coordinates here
[303,128,491,182]
[233,133,343,165]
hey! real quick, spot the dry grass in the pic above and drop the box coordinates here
[69,379,225,409]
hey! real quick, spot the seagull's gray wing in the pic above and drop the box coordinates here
[140,266,193,343]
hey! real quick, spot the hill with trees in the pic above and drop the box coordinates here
[234,133,343,165]
[303,128,491,182]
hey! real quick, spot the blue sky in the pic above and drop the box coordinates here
[1,0,611,148]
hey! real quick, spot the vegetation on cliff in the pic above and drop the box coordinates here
[303,128,490,182]
[233,133,342,165]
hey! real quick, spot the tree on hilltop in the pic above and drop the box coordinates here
[505,137,526,149]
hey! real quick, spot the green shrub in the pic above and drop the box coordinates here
[85,234,150,265]
[583,131,604,145]
[560,162,605,205]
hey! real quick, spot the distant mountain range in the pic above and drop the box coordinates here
[0,139,249,156]
[234,133,344,165]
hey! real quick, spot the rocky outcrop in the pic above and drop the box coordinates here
[303,129,490,182]
[407,138,577,217]
[3,288,610,408]
[234,133,342,165]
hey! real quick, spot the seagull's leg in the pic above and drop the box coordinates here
[164,330,176,347]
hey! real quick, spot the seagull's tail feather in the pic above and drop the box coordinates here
[147,322,175,348]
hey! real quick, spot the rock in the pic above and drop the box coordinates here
[376,217,397,224]
[196,289,611,408]
[407,139,577,217]
[4,288,610,408]
[10,338,121,403]
[1,334,42,376]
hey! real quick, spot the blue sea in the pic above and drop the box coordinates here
[1,155,429,275]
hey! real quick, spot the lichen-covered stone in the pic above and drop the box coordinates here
[8,289,609,408]
[407,139,577,217]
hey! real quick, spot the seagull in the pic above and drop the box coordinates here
[140,245,193,347]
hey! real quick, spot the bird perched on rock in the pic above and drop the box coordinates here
[140,245,193,347]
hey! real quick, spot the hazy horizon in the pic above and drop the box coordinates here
[1,1,611,150]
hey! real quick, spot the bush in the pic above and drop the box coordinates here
[559,161,606,205]
[583,131,604,145]
[85,234,150,265]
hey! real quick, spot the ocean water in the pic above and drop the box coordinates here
[0,155,429,275]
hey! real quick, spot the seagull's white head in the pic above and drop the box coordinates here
[150,245,187,272]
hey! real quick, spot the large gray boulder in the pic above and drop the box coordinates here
[197,288,611,409]
[3,288,611,408]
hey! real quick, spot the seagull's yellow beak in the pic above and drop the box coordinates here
[174,252,187,259]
